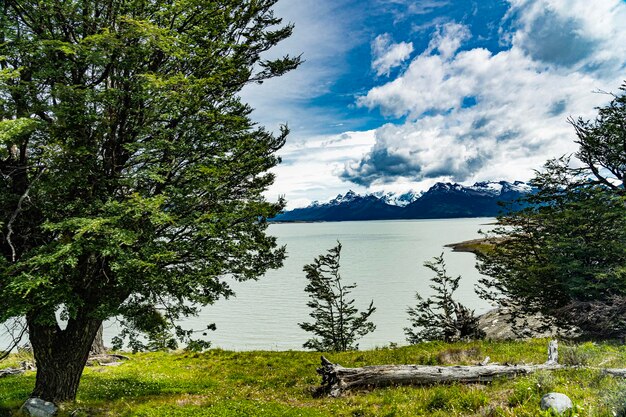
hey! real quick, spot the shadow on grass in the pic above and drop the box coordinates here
[77,375,172,401]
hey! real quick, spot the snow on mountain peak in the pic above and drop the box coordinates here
[425,181,533,196]
[318,181,531,208]
[329,190,360,205]
[372,190,422,207]
[471,181,505,195]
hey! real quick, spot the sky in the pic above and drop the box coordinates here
[242,0,626,209]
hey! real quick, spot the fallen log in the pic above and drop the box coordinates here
[0,361,35,378]
[316,356,563,397]
[86,354,130,366]
[315,340,564,397]
[602,369,626,378]
[0,367,24,378]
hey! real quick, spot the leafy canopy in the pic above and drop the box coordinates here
[0,0,300,347]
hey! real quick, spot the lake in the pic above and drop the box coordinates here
[103,218,494,351]
[0,218,494,352]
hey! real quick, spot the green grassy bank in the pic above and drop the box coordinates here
[2,339,626,416]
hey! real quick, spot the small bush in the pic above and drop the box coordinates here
[405,254,484,344]
[560,344,592,366]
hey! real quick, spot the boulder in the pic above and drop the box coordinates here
[21,398,58,417]
[540,392,573,415]
[477,308,578,340]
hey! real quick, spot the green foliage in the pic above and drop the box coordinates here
[299,242,376,352]
[405,254,483,344]
[602,381,626,417]
[476,83,626,338]
[0,0,300,400]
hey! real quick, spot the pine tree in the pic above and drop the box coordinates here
[405,254,483,343]
[299,242,376,351]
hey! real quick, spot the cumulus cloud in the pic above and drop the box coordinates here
[507,0,626,72]
[342,0,626,187]
[371,34,414,76]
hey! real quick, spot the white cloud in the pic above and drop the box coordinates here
[240,0,364,137]
[371,34,414,76]
[506,0,626,71]
[267,131,377,209]
[342,0,626,187]
[425,22,470,59]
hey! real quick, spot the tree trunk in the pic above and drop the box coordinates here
[316,356,563,397]
[90,325,106,355]
[27,314,102,403]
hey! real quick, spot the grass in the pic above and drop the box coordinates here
[2,339,626,416]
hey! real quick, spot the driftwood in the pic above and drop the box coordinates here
[0,361,34,378]
[316,357,563,397]
[316,340,564,397]
[86,354,130,366]
[0,354,128,379]
[602,369,626,378]
[0,367,24,378]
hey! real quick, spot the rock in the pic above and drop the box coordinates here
[540,392,573,414]
[477,308,578,340]
[21,397,58,417]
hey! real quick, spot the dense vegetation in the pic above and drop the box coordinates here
[476,84,626,339]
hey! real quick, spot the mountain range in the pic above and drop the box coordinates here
[271,181,534,222]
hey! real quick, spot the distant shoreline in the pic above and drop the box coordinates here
[269,216,496,224]
[445,236,502,254]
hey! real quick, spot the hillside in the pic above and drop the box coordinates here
[273,181,533,222]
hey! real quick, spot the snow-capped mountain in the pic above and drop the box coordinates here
[371,190,422,207]
[328,190,360,205]
[471,180,533,196]
[271,181,534,222]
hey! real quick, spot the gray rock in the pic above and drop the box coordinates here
[540,392,573,414]
[22,397,58,417]
[477,308,579,340]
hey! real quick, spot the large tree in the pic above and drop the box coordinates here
[476,84,626,338]
[0,0,299,402]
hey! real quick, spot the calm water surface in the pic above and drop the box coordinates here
[107,218,494,351]
[0,218,494,351]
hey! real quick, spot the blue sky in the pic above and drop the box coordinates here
[242,0,626,208]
